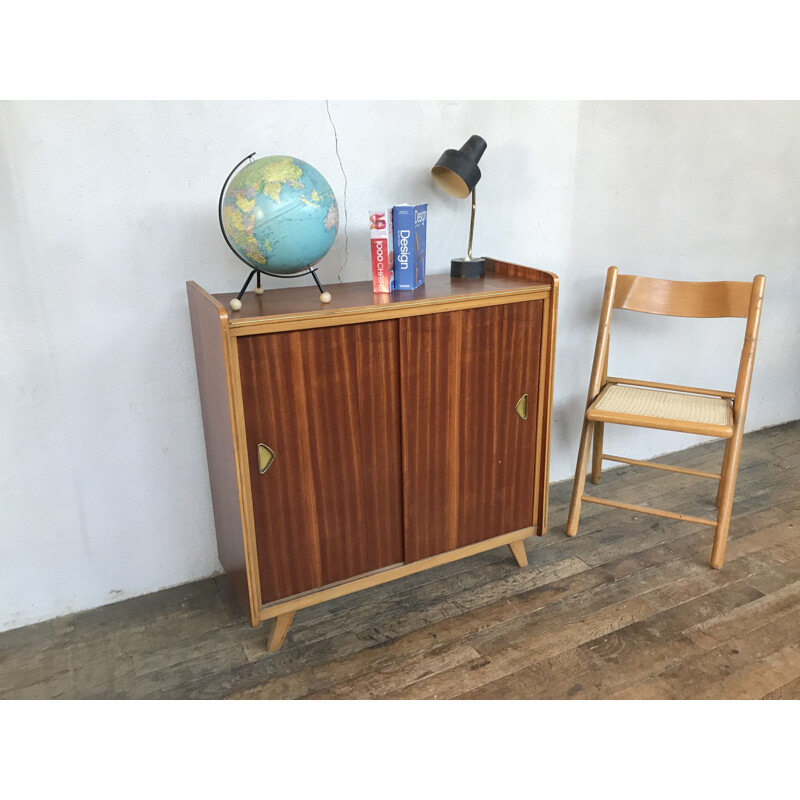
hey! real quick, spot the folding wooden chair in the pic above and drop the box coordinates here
[566,266,766,568]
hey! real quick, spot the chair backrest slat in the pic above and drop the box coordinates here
[614,274,754,318]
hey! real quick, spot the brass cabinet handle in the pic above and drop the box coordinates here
[515,394,529,420]
[257,443,276,474]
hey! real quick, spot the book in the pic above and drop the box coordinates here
[392,203,427,290]
[369,209,395,293]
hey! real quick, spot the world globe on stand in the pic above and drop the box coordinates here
[220,155,339,308]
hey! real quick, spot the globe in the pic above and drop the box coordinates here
[220,155,339,276]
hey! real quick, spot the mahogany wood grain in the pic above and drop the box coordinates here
[186,282,255,621]
[237,320,404,603]
[485,258,555,287]
[400,301,544,562]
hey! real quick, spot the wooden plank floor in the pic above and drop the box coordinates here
[1,421,799,700]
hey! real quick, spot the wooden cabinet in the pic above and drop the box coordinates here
[187,258,558,651]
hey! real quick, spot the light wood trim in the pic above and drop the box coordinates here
[606,376,735,399]
[602,454,721,480]
[267,611,295,652]
[508,540,528,567]
[614,274,754,318]
[582,495,717,527]
[585,405,734,438]
[541,283,559,533]
[228,287,551,336]
[258,526,536,622]
[532,297,549,530]
[224,322,264,623]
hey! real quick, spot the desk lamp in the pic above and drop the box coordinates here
[431,135,487,278]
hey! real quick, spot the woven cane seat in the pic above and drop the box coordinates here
[587,383,734,436]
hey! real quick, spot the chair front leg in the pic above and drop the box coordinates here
[566,418,595,537]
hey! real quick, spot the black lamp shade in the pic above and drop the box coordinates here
[431,135,487,199]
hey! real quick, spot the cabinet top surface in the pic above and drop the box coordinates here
[201,261,553,326]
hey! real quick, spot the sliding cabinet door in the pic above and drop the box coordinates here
[238,321,404,603]
[400,301,544,561]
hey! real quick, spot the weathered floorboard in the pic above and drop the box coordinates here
[0,420,798,700]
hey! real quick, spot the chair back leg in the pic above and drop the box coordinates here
[591,422,605,484]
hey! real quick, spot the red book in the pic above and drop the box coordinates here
[369,209,395,293]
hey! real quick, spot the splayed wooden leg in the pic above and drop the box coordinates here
[268,611,295,652]
[508,540,528,568]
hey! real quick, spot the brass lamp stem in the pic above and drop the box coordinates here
[467,187,477,260]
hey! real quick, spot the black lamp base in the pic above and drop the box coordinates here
[450,257,485,279]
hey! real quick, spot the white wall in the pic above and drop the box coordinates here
[1,100,798,632]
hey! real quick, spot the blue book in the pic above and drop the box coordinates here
[392,203,427,290]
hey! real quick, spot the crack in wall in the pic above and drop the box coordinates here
[325,100,349,283]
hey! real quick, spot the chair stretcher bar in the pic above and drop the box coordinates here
[581,494,717,526]
[601,453,721,480]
